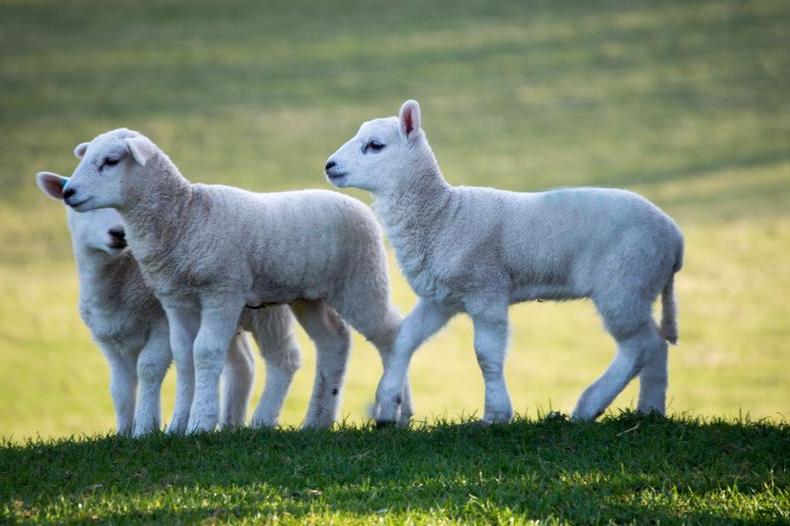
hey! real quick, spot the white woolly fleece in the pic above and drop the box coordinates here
[62,129,405,433]
[326,99,683,423]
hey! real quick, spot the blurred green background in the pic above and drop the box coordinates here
[0,0,787,440]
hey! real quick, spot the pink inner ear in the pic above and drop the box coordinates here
[402,108,414,135]
[44,177,64,199]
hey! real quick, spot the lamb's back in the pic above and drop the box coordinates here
[185,185,381,301]
[429,186,680,297]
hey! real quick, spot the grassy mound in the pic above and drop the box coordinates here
[2,414,787,524]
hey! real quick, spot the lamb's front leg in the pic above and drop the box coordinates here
[132,320,171,437]
[101,348,137,435]
[467,297,513,424]
[375,299,454,425]
[188,301,245,434]
[163,305,200,435]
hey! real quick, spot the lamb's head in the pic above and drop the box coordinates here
[325,99,426,194]
[62,128,159,212]
[36,171,128,256]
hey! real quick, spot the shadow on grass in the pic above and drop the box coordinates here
[2,413,787,523]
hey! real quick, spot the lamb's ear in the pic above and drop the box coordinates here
[73,142,89,159]
[124,136,157,167]
[36,171,69,201]
[399,99,422,143]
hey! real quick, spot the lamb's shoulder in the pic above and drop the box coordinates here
[395,237,457,304]
[394,187,514,303]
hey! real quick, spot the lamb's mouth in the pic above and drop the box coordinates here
[326,172,348,185]
[107,239,128,250]
[67,197,91,209]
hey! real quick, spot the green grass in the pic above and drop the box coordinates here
[1,414,788,524]
[0,0,789,521]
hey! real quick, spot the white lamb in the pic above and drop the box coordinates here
[36,171,302,435]
[325,100,684,424]
[59,128,406,434]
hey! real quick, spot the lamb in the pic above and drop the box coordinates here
[59,128,407,434]
[36,171,302,435]
[325,99,684,424]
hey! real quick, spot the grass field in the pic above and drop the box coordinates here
[0,0,789,521]
[1,414,788,524]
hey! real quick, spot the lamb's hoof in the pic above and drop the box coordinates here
[481,411,513,426]
[218,422,242,432]
[131,423,158,438]
[186,416,218,435]
[375,420,397,430]
[249,417,277,429]
[302,419,332,430]
[186,426,214,435]
[166,416,189,435]
[636,407,666,418]
[116,428,133,438]
[397,415,413,428]
[544,411,569,422]
[570,409,602,422]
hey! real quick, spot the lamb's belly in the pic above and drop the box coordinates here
[247,283,325,306]
[405,271,462,307]
[510,283,587,303]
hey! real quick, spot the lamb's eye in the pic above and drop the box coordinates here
[364,140,385,154]
[101,157,119,170]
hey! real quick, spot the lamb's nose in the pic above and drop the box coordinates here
[108,226,125,240]
[325,160,336,171]
[107,226,127,249]
[63,187,76,200]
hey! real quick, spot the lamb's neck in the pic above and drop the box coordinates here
[73,248,133,311]
[374,156,453,243]
[117,159,194,267]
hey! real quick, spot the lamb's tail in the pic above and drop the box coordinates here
[660,251,682,345]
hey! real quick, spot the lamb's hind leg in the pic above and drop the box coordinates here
[291,300,350,429]
[572,319,663,421]
[636,330,668,415]
[219,331,256,429]
[466,296,513,424]
[248,306,301,428]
